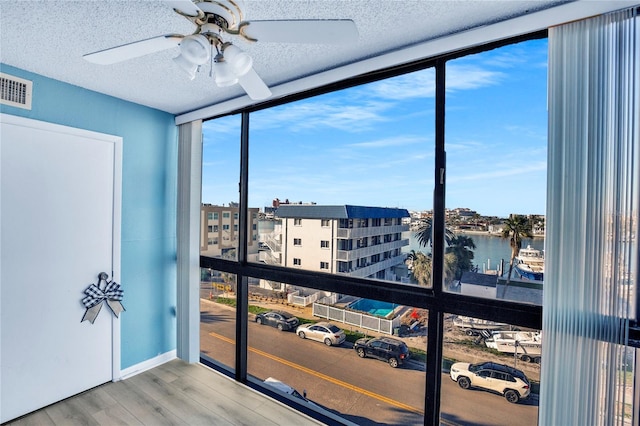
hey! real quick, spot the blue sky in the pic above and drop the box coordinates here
[202,38,548,218]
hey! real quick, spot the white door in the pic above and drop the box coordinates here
[0,114,122,423]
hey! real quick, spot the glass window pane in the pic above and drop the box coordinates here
[441,313,540,424]
[200,268,236,370]
[249,69,435,288]
[201,114,242,261]
[246,282,426,424]
[201,114,241,368]
[444,39,547,304]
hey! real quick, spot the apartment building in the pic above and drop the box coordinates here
[273,205,410,281]
[200,204,259,260]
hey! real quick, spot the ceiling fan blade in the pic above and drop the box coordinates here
[164,0,203,17]
[238,69,272,100]
[240,20,358,44]
[83,35,183,65]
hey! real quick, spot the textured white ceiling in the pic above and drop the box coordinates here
[0,0,603,115]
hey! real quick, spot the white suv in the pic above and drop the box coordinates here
[450,361,530,403]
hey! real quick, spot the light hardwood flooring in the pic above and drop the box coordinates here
[4,359,324,426]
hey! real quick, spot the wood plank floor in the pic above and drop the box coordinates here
[4,359,324,426]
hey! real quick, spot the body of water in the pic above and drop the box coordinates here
[404,232,545,273]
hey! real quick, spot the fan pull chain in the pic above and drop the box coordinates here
[209,43,214,77]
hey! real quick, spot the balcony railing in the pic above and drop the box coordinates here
[262,232,282,253]
[336,239,409,261]
[336,224,408,239]
[337,255,406,278]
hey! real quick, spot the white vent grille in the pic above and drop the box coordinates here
[1,73,33,110]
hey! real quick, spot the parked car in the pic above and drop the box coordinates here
[353,337,410,368]
[296,322,346,346]
[449,361,530,403]
[255,310,299,331]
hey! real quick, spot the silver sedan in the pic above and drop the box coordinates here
[295,322,346,346]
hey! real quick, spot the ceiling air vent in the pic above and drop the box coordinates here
[1,73,33,110]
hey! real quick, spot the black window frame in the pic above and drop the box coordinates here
[199,28,640,426]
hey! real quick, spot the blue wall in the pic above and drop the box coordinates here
[1,64,178,369]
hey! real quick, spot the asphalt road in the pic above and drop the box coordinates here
[199,299,539,426]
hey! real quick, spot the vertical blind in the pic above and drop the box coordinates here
[542,7,638,425]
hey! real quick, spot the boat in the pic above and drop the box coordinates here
[452,315,508,334]
[514,245,544,281]
[484,330,542,362]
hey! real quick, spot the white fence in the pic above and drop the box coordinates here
[288,291,319,307]
[318,293,338,305]
[312,303,401,335]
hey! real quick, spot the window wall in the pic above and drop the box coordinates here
[198,28,638,426]
[247,70,435,289]
[200,114,241,371]
[246,284,427,424]
[441,314,541,425]
[444,39,547,306]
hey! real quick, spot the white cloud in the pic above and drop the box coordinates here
[202,117,240,137]
[447,161,546,184]
[446,64,504,92]
[347,135,428,148]
[354,63,504,101]
[250,99,394,133]
[366,70,435,100]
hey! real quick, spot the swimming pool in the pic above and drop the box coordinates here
[347,298,397,317]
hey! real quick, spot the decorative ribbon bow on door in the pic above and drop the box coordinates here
[81,272,125,324]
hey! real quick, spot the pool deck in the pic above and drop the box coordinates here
[333,295,360,308]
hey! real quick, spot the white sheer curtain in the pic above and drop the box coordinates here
[542,7,638,426]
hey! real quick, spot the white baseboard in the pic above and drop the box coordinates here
[117,350,177,381]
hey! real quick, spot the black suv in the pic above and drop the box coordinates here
[353,337,410,368]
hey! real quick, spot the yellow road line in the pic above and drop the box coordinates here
[209,331,424,415]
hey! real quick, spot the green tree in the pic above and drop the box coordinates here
[446,235,476,280]
[414,218,455,248]
[413,219,476,286]
[443,252,458,288]
[501,215,533,284]
[407,250,432,287]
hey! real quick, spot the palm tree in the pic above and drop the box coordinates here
[407,250,432,287]
[446,235,476,280]
[414,218,455,248]
[501,215,533,285]
[443,252,458,288]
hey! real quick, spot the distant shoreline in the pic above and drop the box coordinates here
[454,229,545,239]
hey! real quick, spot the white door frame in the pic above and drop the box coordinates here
[0,113,123,381]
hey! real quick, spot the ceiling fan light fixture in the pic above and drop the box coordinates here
[223,44,253,77]
[179,34,210,65]
[213,54,238,87]
[173,54,198,80]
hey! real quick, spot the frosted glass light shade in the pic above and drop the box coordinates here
[179,34,210,65]
[173,54,198,80]
[223,44,253,76]
[214,55,238,87]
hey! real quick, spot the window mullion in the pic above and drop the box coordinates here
[425,58,446,426]
[235,111,250,382]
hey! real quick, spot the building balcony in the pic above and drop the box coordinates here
[335,239,409,261]
[262,233,282,253]
[335,224,408,239]
[337,255,406,278]
[259,250,282,266]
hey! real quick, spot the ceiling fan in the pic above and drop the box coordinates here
[83,0,359,100]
